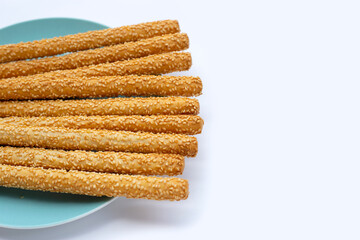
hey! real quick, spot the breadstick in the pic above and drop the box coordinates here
[0,115,204,135]
[0,33,189,78]
[0,97,199,117]
[2,52,191,81]
[0,75,202,100]
[0,146,184,176]
[0,20,180,63]
[0,164,189,200]
[0,125,198,157]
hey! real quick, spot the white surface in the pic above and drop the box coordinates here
[1,0,360,239]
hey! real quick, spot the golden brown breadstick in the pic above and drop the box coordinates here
[0,146,184,176]
[2,52,191,81]
[0,75,202,100]
[0,20,180,63]
[0,97,199,117]
[0,164,189,200]
[0,115,204,135]
[0,33,189,78]
[0,124,198,157]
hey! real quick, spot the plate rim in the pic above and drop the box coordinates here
[0,17,108,32]
[0,17,116,230]
[0,198,117,230]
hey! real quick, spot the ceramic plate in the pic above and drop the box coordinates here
[0,18,115,229]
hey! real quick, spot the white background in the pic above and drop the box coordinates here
[1,0,360,239]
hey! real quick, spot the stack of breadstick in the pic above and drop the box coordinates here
[0,20,203,201]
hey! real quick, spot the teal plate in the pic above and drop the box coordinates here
[0,18,115,229]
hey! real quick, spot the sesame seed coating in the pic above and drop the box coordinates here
[0,75,202,100]
[0,146,185,176]
[0,164,189,200]
[0,20,180,63]
[0,97,200,117]
[0,33,189,78]
[0,115,204,135]
[2,51,192,81]
[0,19,202,201]
[0,124,198,157]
